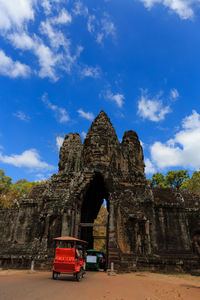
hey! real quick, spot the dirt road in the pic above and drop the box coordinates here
[0,270,199,300]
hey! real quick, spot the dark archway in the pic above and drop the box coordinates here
[80,173,109,250]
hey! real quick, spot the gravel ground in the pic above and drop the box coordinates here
[0,269,199,300]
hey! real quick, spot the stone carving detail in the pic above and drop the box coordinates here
[0,110,200,272]
[59,133,83,173]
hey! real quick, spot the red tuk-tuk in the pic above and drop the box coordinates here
[52,236,87,281]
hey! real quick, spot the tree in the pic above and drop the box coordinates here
[10,179,42,198]
[0,169,45,208]
[0,169,12,193]
[181,171,200,195]
[165,170,189,189]
[0,190,18,208]
[150,172,167,187]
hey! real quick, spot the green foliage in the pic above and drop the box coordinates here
[0,169,12,193]
[151,172,167,187]
[0,169,44,209]
[149,169,190,190]
[11,179,43,198]
[180,171,200,195]
[165,170,189,189]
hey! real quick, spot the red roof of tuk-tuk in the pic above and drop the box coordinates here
[53,236,88,244]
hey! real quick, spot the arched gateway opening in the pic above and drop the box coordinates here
[79,173,109,255]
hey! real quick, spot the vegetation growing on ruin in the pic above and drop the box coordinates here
[0,169,45,208]
[148,169,200,195]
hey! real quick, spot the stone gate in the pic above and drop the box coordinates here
[0,111,200,272]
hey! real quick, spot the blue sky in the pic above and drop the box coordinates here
[1,0,200,182]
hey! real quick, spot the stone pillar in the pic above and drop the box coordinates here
[61,211,71,236]
[107,192,120,269]
[145,220,151,255]
[179,212,192,251]
[75,209,81,238]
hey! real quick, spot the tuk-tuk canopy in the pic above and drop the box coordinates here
[87,249,102,253]
[54,236,88,245]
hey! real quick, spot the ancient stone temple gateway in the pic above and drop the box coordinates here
[0,111,200,272]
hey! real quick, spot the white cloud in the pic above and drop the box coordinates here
[104,90,125,108]
[36,43,62,81]
[139,0,199,20]
[96,33,104,44]
[145,158,156,174]
[8,32,35,50]
[81,65,100,78]
[170,88,179,100]
[96,14,116,44]
[8,32,62,81]
[56,136,64,150]
[3,0,84,81]
[13,111,30,121]
[137,90,170,122]
[150,110,200,169]
[87,12,116,44]
[73,1,88,16]
[0,0,115,82]
[182,109,200,129]
[51,9,72,24]
[39,21,83,75]
[101,14,116,39]
[35,173,48,182]
[41,0,67,17]
[81,131,87,139]
[0,49,30,78]
[151,141,181,168]
[41,0,51,15]
[87,15,96,33]
[77,109,94,121]
[42,94,69,123]
[140,140,145,149]
[0,149,55,171]
[73,2,116,45]
[0,0,36,31]
[40,20,70,50]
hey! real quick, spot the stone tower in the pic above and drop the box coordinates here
[0,111,200,272]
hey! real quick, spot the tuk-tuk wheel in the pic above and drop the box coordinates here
[76,270,83,282]
[52,271,58,280]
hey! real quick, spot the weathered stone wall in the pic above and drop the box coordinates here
[153,188,192,254]
[0,110,200,272]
